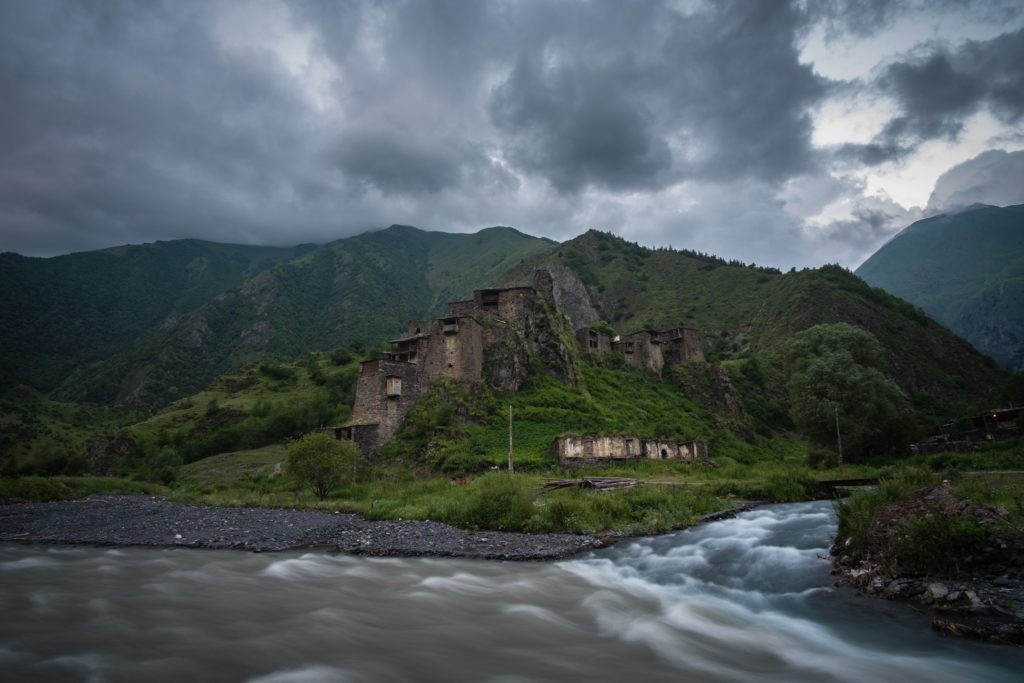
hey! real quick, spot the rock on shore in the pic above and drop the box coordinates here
[830,481,1024,645]
[0,495,602,561]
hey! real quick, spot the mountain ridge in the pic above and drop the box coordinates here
[38,225,558,406]
[856,203,1024,370]
[1,222,1010,422]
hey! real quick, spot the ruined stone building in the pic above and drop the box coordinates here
[341,271,576,454]
[551,434,710,464]
[575,327,612,354]
[615,327,705,374]
[340,267,710,456]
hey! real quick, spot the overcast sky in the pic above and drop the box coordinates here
[1,0,1023,268]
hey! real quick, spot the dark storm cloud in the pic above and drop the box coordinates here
[0,0,1019,268]
[805,0,905,39]
[0,0,320,253]
[805,0,1023,40]
[490,55,673,193]
[841,27,1024,165]
[0,0,840,256]
[487,0,829,192]
[335,130,468,196]
[663,1,829,180]
[926,149,1024,213]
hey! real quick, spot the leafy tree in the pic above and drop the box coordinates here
[286,432,361,500]
[784,323,905,460]
[590,320,617,338]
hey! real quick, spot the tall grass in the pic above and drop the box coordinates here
[888,513,991,576]
[834,466,937,552]
[831,466,1024,576]
[0,476,166,503]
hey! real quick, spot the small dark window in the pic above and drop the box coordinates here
[583,439,595,456]
[481,291,500,309]
[660,448,668,460]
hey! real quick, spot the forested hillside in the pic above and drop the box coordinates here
[502,230,1004,416]
[33,226,554,407]
[0,240,314,393]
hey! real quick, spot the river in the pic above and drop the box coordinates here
[0,501,1018,682]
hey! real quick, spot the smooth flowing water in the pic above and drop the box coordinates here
[0,501,1019,682]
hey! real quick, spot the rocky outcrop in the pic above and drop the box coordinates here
[536,265,599,331]
[84,435,136,475]
[481,271,580,394]
[831,481,1024,644]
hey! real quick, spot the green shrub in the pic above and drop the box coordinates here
[286,433,361,500]
[887,513,991,575]
[330,348,354,365]
[834,489,882,551]
[441,473,534,531]
[136,446,183,485]
[258,363,297,383]
[765,473,813,502]
[835,466,940,554]
[807,446,837,470]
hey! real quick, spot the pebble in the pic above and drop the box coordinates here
[0,494,599,561]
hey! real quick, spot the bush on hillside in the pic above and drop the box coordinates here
[286,432,361,500]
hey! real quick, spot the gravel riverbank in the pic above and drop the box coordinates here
[0,495,603,560]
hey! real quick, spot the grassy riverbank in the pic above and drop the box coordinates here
[5,438,1019,539]
[836,441,1024,576]
[1,448,864,536]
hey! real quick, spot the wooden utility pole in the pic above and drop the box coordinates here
[834,405,843,472]
[508,404,514,473]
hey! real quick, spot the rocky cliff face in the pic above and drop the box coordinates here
[537,265,600,331]
[481,270,580,393]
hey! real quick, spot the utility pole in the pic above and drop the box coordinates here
[508,403,514,473]
[834,405,843,472]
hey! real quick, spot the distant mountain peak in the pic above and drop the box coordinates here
[856,203,1024,370]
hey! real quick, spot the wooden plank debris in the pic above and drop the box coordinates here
[542,477,638,491]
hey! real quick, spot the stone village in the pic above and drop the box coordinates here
[336,269,710,465]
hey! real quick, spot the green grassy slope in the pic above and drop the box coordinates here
[122,351,359,464]
[856,204,1024,369]
[0,350,360,478]
[382,361,801,475]
[0,384,141,475]
[0,239,314,393]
